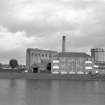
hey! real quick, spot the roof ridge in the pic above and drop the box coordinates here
[55,52,91,57]
[27,48,57,52]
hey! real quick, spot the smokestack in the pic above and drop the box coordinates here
[62,36,66,52]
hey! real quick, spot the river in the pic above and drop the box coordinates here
[0,79,105,105]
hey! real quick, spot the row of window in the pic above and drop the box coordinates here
[31,53,52,58]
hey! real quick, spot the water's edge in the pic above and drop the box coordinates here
[0,73,105,80]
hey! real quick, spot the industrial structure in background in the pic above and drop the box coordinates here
[26,48,57,73]
[62,36,66,52]
[26,35,105,74]
[51,52,92,74]
[91,48,105,72]
[91,48,105,64]
[51,36,93,74]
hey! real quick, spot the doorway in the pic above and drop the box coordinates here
[33,67,38,73]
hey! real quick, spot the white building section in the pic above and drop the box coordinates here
[61,71,67,74]
[95,70,99,73]
[69,71,76,74]
[52,71,59,74]
[85,66,92,70]
[53,60,60,63]
[77,71,84,74]
[93,65,99,68]
[53,65,60,69]
[85,61,92,64]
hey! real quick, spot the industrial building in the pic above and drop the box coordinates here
[26,35,96,74]
[26,48,57,72]
[91,48,105,64]
[91,48,105,73]
[51,36,93,74]
[51,52,92,74]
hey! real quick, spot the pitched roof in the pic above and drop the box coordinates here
[55,52,91,58]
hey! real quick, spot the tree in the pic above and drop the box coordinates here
[9,59,18,69]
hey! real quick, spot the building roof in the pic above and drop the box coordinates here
[91,48,105,52]
[54,52,91,58]
[27,48,57,53]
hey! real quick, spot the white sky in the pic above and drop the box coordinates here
[0,0,105,64]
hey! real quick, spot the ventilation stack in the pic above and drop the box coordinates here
[62,36,66,52]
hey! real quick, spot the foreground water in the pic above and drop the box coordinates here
[0,79,105,105]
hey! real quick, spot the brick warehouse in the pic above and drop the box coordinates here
[51,52,92,74]
[26,48,57,72]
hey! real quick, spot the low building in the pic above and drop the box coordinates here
[51,52,92,74]
[26,48,57,72]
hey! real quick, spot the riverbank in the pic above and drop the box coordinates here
[0,73,105,80]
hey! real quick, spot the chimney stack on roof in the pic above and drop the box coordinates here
[62,35,66,52]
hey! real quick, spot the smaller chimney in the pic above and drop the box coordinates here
[62,36,66,52]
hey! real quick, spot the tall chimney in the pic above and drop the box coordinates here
[62,36,66,52]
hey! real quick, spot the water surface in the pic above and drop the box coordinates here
[0,79,105,105]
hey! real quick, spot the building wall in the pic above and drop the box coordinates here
[26,48,57,72]
[52,56,91,74]
[91,48,105,64]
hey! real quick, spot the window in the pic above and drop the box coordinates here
[46,54,47,57]
[39,53,40,56]
[42,54,44,57]
[35,53,37,56]
[53,60,60,63]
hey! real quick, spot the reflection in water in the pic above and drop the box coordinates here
[0,79,27,105]
[0,79,105,105]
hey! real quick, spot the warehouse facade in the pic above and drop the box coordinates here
[51,52,92,74]
[26,48,57,72]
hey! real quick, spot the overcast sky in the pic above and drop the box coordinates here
[0,0,105,64]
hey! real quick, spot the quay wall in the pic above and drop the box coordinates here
[0,73,105,80]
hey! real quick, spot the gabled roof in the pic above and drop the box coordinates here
[54,52,91,58]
